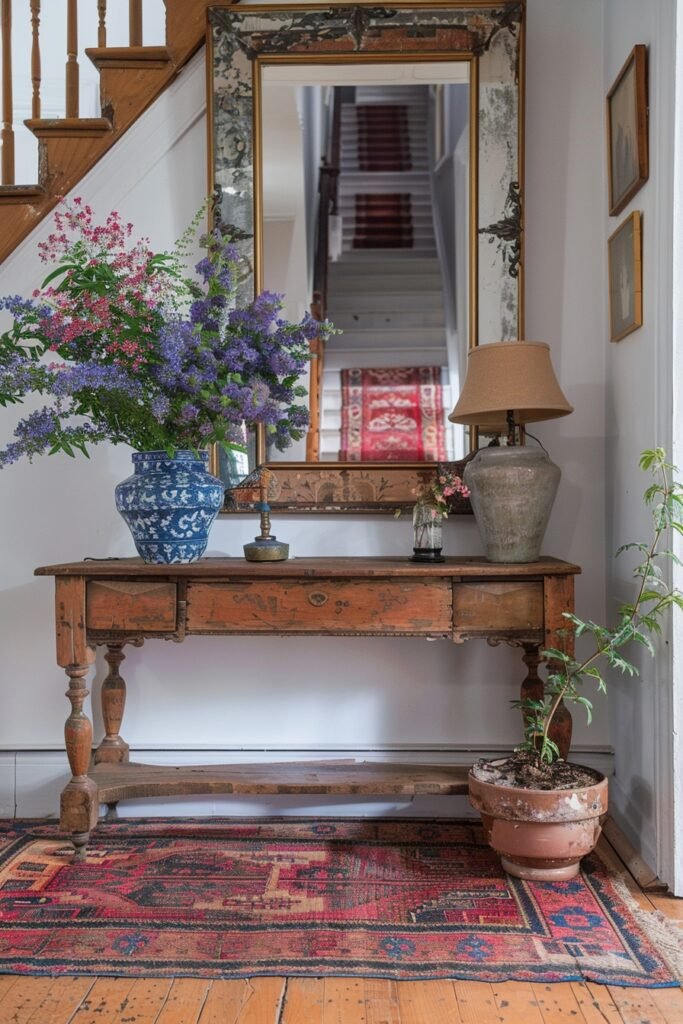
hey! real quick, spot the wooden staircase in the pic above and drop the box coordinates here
[0,0,217,264]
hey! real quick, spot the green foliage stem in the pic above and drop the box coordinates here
[513,449,683,764]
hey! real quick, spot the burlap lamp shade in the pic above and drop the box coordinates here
[449,341,574,428]
[449,342,573,563]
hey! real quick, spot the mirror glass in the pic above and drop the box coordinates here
[209,4,523,511]
[260,61,470,467]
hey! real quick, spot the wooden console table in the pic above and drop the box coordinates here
[35,556,580,857]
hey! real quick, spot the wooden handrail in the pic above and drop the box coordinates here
[306,87,343,462]
[311,88,343,311]
[328,84,342,194]
[129,0,142,47]
[1,0,14,184]
[30,0,41,120]
[65,0,78,118]
[97,0,107,48]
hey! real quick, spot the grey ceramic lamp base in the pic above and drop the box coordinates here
[463,446,561,563]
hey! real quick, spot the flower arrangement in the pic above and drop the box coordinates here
[413,465,471,516]
[0,199,321,467]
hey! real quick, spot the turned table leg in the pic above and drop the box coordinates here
[55,576,98,859]
[519,643,572,759]
[94,643,130,765]
[61,663,98,860]
[521,643,544,705]
[541,573,576,760]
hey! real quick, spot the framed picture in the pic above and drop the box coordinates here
[607,44,648,216]
[608,211,642,342]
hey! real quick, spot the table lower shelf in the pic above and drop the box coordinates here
[91,760,470,803]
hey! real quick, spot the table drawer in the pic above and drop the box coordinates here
[186,580,452,634]
[453,581,543,636]
[87,581,177,632]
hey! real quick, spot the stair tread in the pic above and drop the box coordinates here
[25,117,113,139]
[86,46,173,70]
[1,0,207,264]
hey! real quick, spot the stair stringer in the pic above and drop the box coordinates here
[1,49,207,294]
[0,0,215,264]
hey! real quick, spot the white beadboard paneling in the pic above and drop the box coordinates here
[14,752,68,819]
[0,755,15,818]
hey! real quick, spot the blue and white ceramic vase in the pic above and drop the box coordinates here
[115,450,224,564]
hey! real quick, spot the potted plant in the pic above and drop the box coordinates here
[0,199,321,562]
[469,449,683,880]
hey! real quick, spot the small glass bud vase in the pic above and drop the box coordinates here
[411,499,445,563]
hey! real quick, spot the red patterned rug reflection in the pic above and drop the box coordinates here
[0,818,677,984]
[340,367,447,461]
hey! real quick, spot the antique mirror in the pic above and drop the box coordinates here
[208,2,524,512]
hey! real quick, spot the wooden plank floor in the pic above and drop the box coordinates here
[1,835,681,1024]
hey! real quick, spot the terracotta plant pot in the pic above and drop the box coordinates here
[468,761,608,881]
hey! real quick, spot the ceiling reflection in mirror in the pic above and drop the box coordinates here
[260,62,470,468]
[209,4,523,511]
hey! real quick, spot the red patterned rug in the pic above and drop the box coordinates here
[340,367,447,461]
[353,193,413,249]
[0,818,680,985]
[356,104,412,172]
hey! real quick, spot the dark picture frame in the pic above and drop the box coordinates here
[607,44,648,216]
[608,211,642,342]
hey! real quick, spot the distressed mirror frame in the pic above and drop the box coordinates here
[208,1,525,514]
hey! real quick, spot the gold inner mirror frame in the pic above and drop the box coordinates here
[208,1,525,514]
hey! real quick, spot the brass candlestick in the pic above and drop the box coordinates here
[243,429,289,562]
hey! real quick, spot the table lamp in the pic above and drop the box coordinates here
[449,341,573,562]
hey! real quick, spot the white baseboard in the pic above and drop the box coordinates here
[0,754,14,817]
[4,746,615,820]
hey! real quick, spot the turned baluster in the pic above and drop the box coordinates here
[30,0,40,119]
[129,0,142,46]
[97,0,106,48]
[1,0,14,184]
[94,644,131,765]
[65,0,78,118]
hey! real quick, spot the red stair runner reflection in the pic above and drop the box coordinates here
[356,104,412,172]
[353,192,414,247]
[340,366,447,461]
[353,105,414,248]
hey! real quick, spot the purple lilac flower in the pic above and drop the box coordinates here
[0,407,101,467]
[195,257,213,282]
[151,395,170,421]
[0,353,48,399]
[180,403,199,422]
[50,362,142,398]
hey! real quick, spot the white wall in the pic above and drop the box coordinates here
[0,2,613,819]
[603,0,677,883]
[525,0,608,742]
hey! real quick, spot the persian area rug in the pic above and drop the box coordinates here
[340,367,447,462]
[0,819,679,985]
